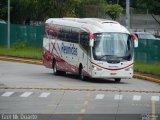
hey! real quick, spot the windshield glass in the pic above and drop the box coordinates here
[92,33,133,63]
[138,34,156,39]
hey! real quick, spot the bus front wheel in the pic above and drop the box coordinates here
[79,66,85,81]
[115,78,121,82]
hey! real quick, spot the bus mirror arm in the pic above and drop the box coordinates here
[90,39,94,47]
[131,34,138,48]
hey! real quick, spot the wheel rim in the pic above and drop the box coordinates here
[115,78,121,82]
[80,68,84,80]
[53,62,57,74]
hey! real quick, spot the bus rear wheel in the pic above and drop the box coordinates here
[52,61,59,75]
[115,78,121,83]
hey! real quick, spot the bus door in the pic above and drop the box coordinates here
[79,31,90,75]
[67,28,80,74]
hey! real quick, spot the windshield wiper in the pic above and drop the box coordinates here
[98,55,114,60]
[120,55,132,60]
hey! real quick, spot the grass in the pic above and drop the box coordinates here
[0,47,160,76]
[134,63,160,76]
[0,47,42,60]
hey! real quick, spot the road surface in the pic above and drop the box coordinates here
[0,61,159,120]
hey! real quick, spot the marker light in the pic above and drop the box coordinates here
[90,34,96,39]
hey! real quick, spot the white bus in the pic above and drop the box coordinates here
[43,18,138,82]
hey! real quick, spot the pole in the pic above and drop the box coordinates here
[147,9,148,30]
[7,0,10,48]
[117,0,119,4]
[126,0,130,29]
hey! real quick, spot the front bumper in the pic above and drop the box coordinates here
[91,68,133,79]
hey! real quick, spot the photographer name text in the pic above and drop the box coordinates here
[1,114,38,120]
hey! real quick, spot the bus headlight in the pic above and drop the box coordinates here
[125,67,133,71]
[92,65,102,71]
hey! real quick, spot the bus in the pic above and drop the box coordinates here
[42,18,138,82]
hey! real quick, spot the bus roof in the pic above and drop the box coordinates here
[45,18,129,34]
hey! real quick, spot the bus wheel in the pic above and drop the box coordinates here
[79,66,85,81]
[52,61,59,75]
[115,78,121,83]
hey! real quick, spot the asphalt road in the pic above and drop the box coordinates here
[0,61,160,120]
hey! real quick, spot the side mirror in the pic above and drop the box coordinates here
[90,39,94,47]
[131,34,138,48]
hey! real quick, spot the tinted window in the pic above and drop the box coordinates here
[59,27,70,42]
[80,31,89,46]
[50,31,57,39]
[69,28,79,43]
[59,29,66,41]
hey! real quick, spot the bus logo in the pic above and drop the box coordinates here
[61,43,77,56]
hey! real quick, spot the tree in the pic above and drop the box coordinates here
[2,0,125,24]
[0,0,8,21]
[136,0,160,25]
[76,0,107,17]
[105,4,123,20]
[9,0,81,23]
[10,0,39,24]
[52,0,81,17]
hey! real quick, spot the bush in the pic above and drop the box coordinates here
[105,4,123,20]
[12,40,27,50]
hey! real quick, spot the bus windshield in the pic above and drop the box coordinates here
[92,33,133,62]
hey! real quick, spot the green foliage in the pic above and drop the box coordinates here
[1,0,126,23]
[76,0,107,17]
[105,4,123,20]
[134,63,160,76]
[3,0,160,24]
[59,0,81,17]
[0,47,41,59]
[10,0,39,23]
[136,0,160,15]
[135,0,160,25]
[9,0,82,23]
[12,40,27,50]
[0,0,8,20]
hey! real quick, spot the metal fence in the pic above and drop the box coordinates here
[135,39,160,64]
[0,23,44,48]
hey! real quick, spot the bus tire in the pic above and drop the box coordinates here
[79,66,85,81]
[115,78,121,82]
[52,60,59,75]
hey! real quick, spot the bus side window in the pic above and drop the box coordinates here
[49,31,53,39]
[70,28,79,43]
[80,31,89,46]
[63,26,71,42]
[70,31,79,43]
[65,31,70,42]
[51,31,57,39]
[59,29,65,41]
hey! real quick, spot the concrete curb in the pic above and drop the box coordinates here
[0,56,160,84]
[133,74,160,84]
[0,56,42,65]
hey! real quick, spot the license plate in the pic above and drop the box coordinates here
[110,73,117,75]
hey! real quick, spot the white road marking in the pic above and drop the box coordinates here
[20,92,33,97]
[133,95,141,101]
[95,94,104,100]
[1,92,14,97]
[39,92,50,98]
[151,96,159,101]
[80,109,86,113]
[114,95,123,100]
